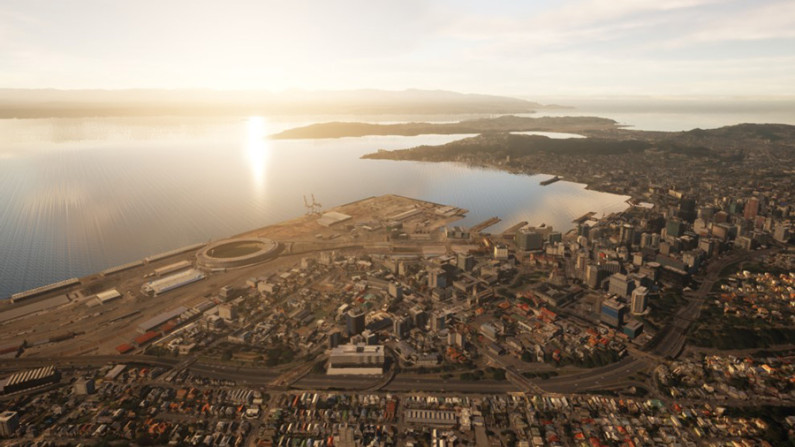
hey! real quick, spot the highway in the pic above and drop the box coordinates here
[534,357,650,394]
[384,377,519,393]
[534,248,775,394]
[647,248,776,358]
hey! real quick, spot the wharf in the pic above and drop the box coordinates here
[500,221,528,237]
[469,217,501,233]
[540,175,562,186]
[572,211,596,224]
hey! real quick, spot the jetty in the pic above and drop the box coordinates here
[540,175,561,186]
[470,217,501,233]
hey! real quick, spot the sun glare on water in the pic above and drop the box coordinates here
[245,116,270,197]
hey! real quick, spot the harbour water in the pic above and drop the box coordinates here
[0,116,631,299]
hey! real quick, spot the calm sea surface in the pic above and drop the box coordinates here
[0,116,633,298]
[7,103,793,299]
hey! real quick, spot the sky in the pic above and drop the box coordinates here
[1,0,794,97]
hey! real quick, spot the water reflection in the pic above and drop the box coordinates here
[245,116,270,198]
[0,118,630,299]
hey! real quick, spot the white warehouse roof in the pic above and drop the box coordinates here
[142,269,205,296]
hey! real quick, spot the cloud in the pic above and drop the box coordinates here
[667,1,795,45]
[0,0,793,95]
[441,0,720,47]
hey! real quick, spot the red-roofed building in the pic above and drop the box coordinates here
[116,343,134,354]
[135,331,159,346]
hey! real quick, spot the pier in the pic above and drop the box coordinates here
[469,216,501,233]
[572,211,596,224]
[500,221,528,237]
[540,175,561,186]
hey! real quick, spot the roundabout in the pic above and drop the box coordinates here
[197,237,280,270]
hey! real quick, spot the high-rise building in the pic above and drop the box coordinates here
[774,224,791,243]
[600,298,627,328]
[362,329,378,345]
[608,273,635,298]
[457,253,475,272]
[328,329,342,348]
[409,306,428,330]
[430,312,447,332]
[218,304,237,321]
[619,224,635,246]
[388,281,403,299]
[698,206,716,221]
[698,238,716,256]
[516,229,544,251]
[666,219,684,238]
[428,268,447,289]
[585,263,601,289]
[393,316,410,339]
[640,232,652,248]
[631,287,649,315]
[744,197,760,220]
[447,331,465,348]
[345,309,365,337]
[678,198,697,222]
[650,233,661,247]
[0,411,19,438]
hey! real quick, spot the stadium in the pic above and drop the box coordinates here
[196,237,280,270]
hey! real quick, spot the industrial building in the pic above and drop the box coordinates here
[10,278,79,303]
[327,344,385,375]
[94,289,121,305]
[153,260,192,277]
[1,366,60,394]
[404,409,457,426]
[0,411,19,438]
[137,306,188,333]
[105,365,126,381]
[141,269,205,296]
[0,294,70,324]
[317,211,352,227]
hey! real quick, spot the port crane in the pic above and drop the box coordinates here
[303,194,322,216]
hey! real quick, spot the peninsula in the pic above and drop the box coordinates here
[361,123,795,201]
[270,115,618,139]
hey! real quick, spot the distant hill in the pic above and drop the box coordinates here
[0,88,557,118]
[271,115,618,139]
